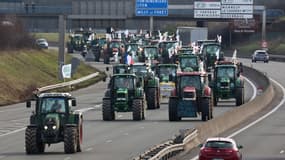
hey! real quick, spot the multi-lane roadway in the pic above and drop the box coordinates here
[0,56,258,160]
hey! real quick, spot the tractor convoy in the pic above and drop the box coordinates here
[24,29,246,154]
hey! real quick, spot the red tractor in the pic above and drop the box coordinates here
[168,72,213,121]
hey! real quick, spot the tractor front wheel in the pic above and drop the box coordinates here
[102,99,114,121]
[64,127,77,154]
[146,88,157,109]
[236,88,244,106]
[25,127,44,154]
[132,99,143,121]
[201,98,210,121]
[169,98,180,121]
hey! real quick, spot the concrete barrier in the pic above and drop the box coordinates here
[185,65,274,152]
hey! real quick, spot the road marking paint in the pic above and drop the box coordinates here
[86,147,93,151]
[243,76,257,101]
[0,128,25,138]
[190,78,285,160]
[64,157,71,160]
[280,150,284,154]
[106,140,112,143]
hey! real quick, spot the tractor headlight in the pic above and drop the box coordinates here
[44,126,48,130]
[52,125,57,130]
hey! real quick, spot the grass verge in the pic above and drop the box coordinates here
[0,49,105,106]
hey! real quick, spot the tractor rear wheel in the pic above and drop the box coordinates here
[146,88,157,109]
[77,120,83,152]
[132,99,143,121]
[64,127,77,154]
[236,88,244,106]
[169,98,180,121]
[102,99,114,121]
[25,127,44,154]
[201,98,210,121]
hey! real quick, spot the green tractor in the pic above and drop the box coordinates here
[169,72,213,121]
[155,64,178,98]
[102,74,146,121]
[178,54,201,72]
[200,42,224,71]
[210,61,244,106]
[129,63,161,109]
[25,93,83,154]
[106,64,129,75]
[67,34,85,53]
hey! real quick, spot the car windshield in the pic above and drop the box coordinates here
[40,97,66,113]
[179,75,201,90]
[114,67,127,74]
[114,77,134,89]
[37,39,46,43]
[217,67,235,79]
[257,52,266,55]
[205,141,234,149]
[180,57,198,68]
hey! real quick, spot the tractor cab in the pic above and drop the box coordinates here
[178,54,200,72]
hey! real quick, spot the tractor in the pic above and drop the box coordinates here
[142,45,160,64]
[104,39,124,64]
[107,64,129,74]
[125,43,143,63]
[25,93,83,154]
[210,61,244,106]
[67,30,95,54]
[159,41,179,64]
[178,54,201,72]
[168,72,213,121]
[102,74,145,121]
[129,63,161,109]
[200,42,224,71]
[155,64,178,98]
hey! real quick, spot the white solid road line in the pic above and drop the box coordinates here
[190,78,285,160]
[244,76,257,101]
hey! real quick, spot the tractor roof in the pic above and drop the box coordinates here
[177,71,202,76]
[158,64,178,67]
[38,92,73,98]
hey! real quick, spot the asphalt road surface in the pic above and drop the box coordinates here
[185,59,285,160]
[0,54,256,160]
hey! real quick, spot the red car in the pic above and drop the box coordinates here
[199,137,243,160]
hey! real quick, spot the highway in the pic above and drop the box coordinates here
[0,55,256,160]
[184,59,285,160]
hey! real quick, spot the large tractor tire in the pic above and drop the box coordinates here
[146,88,157,109]
[235,88,244,106]
[201,98,210,121]
[77,119,83,152]
[102,99,114,121]
[64,127,77,154]
[169,98,180,121]
[132,99,143,121]
[25,127,45,154]
[156,88,161,109]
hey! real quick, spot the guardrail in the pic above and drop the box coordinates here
[35,72,99,93]
[134,65,275,160]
